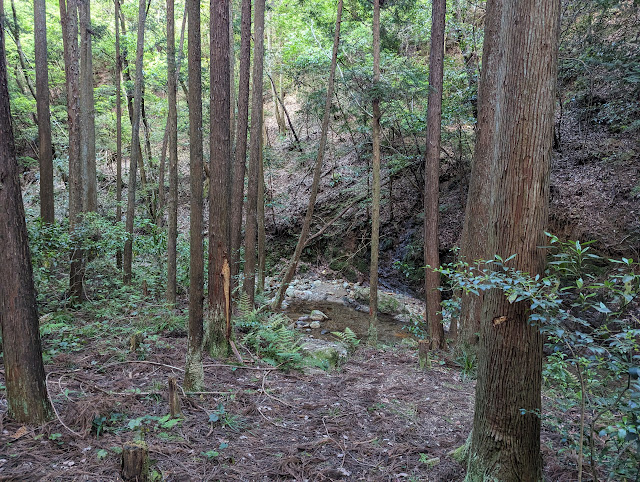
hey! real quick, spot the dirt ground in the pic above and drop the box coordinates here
[1,328,583,481]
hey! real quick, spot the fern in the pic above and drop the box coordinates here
[331,327,360,353]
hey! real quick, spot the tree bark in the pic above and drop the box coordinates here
[207,0,232,357]
[230,0,251,294]
[158,7,186,227]
[115,0,122,268]
[59,0,84,301]
[34,0,54,224]
[423,0,446,350]
[79,0,96,213]
[165,0,178,305]
[244,0,265,306]
[123,0,147,284]
[184,0,204,391]
[0,11,53,423]
[257,128,266,293]
[465,0,559,478]
[368,0,381,343]
[272,0,343,311]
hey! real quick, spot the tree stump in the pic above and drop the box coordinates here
[121,440,149,481]
[418,339,431,369]
[168,377,181,418]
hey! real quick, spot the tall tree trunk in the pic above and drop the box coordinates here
[0,3,53,424]
[230,0,251,293]
[115,0,122,268]
[34,0,54,224]
[368,0,381,343]
[166,0,178,305]
[257,124,266,293]
[79,0,96,213]
[423,0,446,350]
[158,7,186,227]
[466,0,559,478]
[207,0,232,357]
[272,0,343,311]
[122,0,147,283]
[457,0,498,347]
[244,0,265,306]
[184,0,204,391]
[59,0,84,300]
[229,0,235,149]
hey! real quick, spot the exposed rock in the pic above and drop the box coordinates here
[302,338,348,368]
[309,321,321,329]
[352,287,408,315]
[309,310,328,321]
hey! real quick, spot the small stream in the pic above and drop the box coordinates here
[286,300,414,345]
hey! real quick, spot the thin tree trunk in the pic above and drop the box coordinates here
[423,0,446,350]
[272,0,343,311]
[267,20,286,135]
[165,0,178,305]
[244,0,266,306]
[466,0,559,478]
[184,0,204,391]
[59,0,84,300]
[123,0,147,283]
[118,11,148,212]
[230,0,251,294]
[257,117,266,293]
[140,87,155,219]
[158,7,186,226]
[9,0,36,100]
[79,0,96,212]
[207,0,232,357]
[34,0,54,224]
[115,0,122,268]
[0,6,53,423]
[368,0,381,343]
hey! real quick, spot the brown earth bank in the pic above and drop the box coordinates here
[260,97,639,296]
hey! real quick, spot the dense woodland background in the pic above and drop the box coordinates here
[1,0,639,479]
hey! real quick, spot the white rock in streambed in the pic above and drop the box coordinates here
[309,310,328,321]
[309,321,321,329]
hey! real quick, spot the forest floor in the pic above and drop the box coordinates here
[0,284,580,481]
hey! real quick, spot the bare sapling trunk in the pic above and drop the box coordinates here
[368,0,381,343]
[423,0,446,350]
[59,0,84,301]
[158,7,186,228]
[34,0,54,224]
[79,0,96,213]
[123,0,147,284]
[166,0,179,304]
[244,0,266,306]
[115,0,122,268]
[272,0,343,311]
